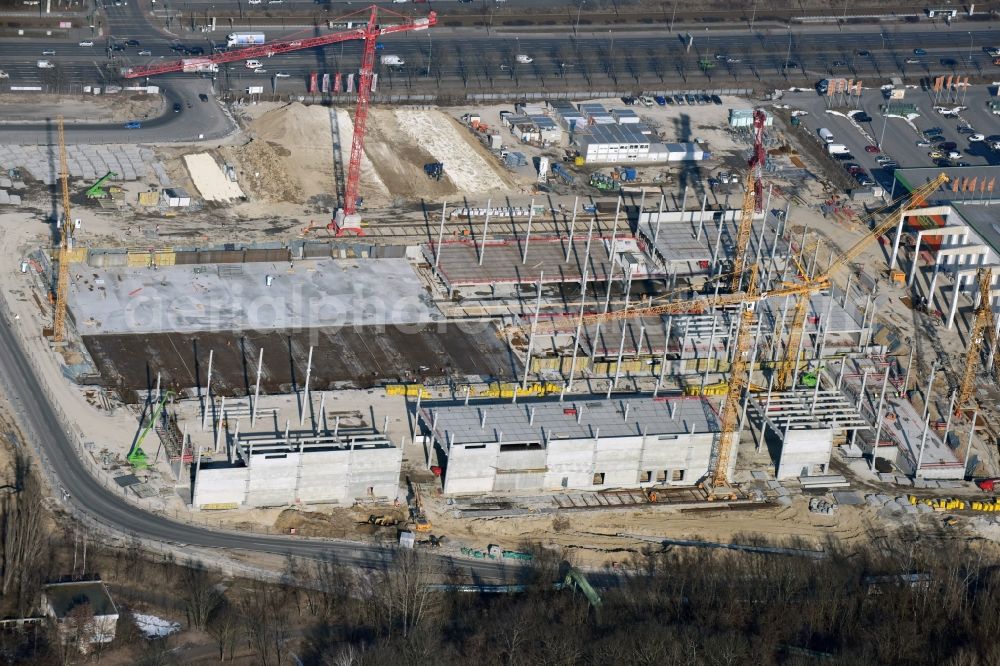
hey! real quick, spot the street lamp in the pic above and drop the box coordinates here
[670,0,679,33]
[574,0,585,36]
[968,31,974,63]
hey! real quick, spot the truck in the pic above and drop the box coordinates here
[181,58,219,73]
[826,143,849,155]
[818,127,834,143]
[380,54,404,66]
[226,32,265,47]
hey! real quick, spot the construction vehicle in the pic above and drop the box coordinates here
[424,162,444,180]
[85,171,118,199]
[121,6,436,238]
[128,390,175,469]
[551,162,575,184]
[405,475,432,532]
[368,514,398,527]
[560,567,602,615]
[801,365,824,388]
[589,172,619,191]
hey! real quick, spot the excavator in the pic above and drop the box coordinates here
[128,390,174,469]
[85,171,118,199]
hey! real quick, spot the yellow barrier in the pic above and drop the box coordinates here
[152,250,176,266]
[199,502,239,511]
[385,384,431,398]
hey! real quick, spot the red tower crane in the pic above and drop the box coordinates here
[123,5,437,235]
[729,108,767,292]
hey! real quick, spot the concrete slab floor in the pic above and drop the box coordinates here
[172,389,423,469]
[69,258,442,335]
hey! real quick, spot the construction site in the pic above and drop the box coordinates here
[3,8,1000,567]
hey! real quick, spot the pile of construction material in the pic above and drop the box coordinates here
[808,497,837,515]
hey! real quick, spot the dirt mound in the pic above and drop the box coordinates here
[229,137,302,202]
[230,102,339,205]
[274,506,404,539]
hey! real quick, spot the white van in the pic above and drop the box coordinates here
[36,60,54,69]
[245,59,262,69]
[818,127,834,143]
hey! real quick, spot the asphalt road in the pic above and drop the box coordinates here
[0,302,521,580]
[5,22,1000,96]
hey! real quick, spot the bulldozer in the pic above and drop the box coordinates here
[367,514,398,527]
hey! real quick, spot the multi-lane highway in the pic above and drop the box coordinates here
[4,20,1000,95]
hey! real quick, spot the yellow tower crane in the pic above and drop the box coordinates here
[956,267,1000,410]
[53,116,73,344]
[772,172,950,390]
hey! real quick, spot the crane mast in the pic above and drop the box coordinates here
[730,109,766,292]
[711,266,759,489]
[956,267,1000,410]
[53,116,72,344]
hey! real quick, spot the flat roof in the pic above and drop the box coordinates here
[70,258,442,335]
[44,581,116,618]
[952,202,1000,255]
[637,216,789,267]
[420,394,720,446]
[893,167,1000,203]
[427,236,656,289]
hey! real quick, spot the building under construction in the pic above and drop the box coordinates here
[418,395,722,495]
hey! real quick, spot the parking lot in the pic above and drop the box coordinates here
[786,85,1000,194]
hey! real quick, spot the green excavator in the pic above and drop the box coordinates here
[85,171,118,199]
[128,390,174,469]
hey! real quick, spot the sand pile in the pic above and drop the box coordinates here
[394,109,510,194]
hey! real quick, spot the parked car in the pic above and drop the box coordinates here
[125,39,139,46]
[124,121,141,129]
[914,48,927,56]
[172,102,181,113]
[673,94,685,104]
[654,95,667,106]
[41,50,55,55]
[916,140,931,147]
[638,96,655,107]
[854,113,872,123]
[936,141,957,151]
[685,94,696,104]
[711,94,723,104]
[969,133,986,142]
[941,58,957,67]
[865,145,880,153]
[198,93,209,102]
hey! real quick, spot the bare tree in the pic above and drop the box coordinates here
[1,451,47,615]
[364,550,438,640]
[207,601,240,662]
[239,578,290,666]
[180,563,221,631]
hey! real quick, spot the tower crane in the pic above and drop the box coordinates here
[53,116,72,344]
[772,172,950,390]
[123,6,437,236]
[956,267,1000,410]
[730,108,767,292]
